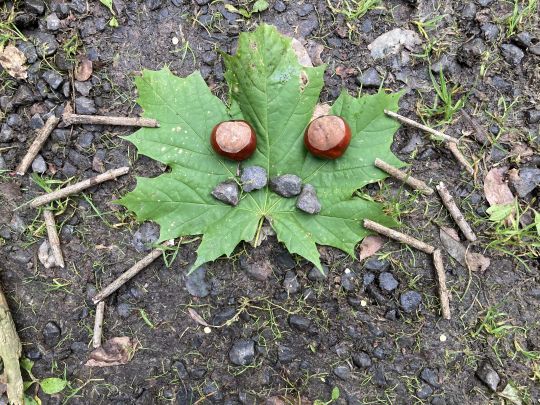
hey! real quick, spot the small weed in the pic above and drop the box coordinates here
[503,0,538,38]
[21,358,68,404]
[411,15,448,60]
[314,386,340,405]
[62,33,81,60]
[0,4,27,47]
[99,0,119,27]
[224,0,269,19]
[326,0,381,20]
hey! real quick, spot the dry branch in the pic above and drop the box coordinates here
[384,110,459,144]
[436,182,477,242]
[363,219,435,254]
[433,249,451,319]
[15,115,60,175]
[63,111,159,128]
[374,158,434,195]
[92,240,174,304]
[0,285,24,405]
[29,166,130,208]
[93,301,105,348]
[43,210,65,268]
[447,142,474,175]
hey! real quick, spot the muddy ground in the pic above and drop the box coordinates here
[1,0,539,404]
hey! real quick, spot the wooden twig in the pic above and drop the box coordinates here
[447,142,474,176]
[363,219,435,254]
[0,285,24,405]
[29,167,130,208]
[384,110,459,144]
[92,240,174,304]
[43,210,65,268]
[433,249,451,320]
[436,182,477,242]
[92,301,105,348]
[63,111,159,128]
[15,115,60,175]
[374,158,434,195]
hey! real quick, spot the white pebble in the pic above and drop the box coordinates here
[203,326,211,334]
[344,268,351,274]
[172,36,179,45]
[439,334,447,342]
[360,300,367,307]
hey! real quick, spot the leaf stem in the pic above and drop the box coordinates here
[253,216,265,247]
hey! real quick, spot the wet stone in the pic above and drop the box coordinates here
[25,0,45,14]
[333,365,351,380]
[296,184,321,214]
[510,168,540,197]
[75,96,96,114]
[46,13,61,30]
[400,290,422,313]
[269,174,302,197]
[364,257,390,272]
[43,70,63,90]
[229,339,255,366]
[30,113,44,129]
[186,267,210,298]
[378,272,399,292]
[32,155,47,173]
[33,32,59,57]
[421,368,441,388]
[416,383,433,399]
[42,321,61,346]
[476,361,500,391]
[283,270,300,294]
[357,67,382,87]
[352,352,372,368]
[501,44,524,65]
[289,314,311,331]
[457,38,486,67]
[363,272,375,286]
[308,264,328,281]
[211,180,239,206]
[74,81,93,96]
[18,41,38,63]
[274,0,286,12]
[241,166,267,192]
[341,269,356,292]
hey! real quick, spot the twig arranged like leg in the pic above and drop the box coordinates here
[15,115,60,175]
[374,158,434,195]
[92,240,174,304]
[363,219,435,254]
[63,111,159,128]
[384,110,459,144]
[436,182,477,242]
[93,301,105,348]
[433,249,451,320]
[447,142,474,176]
[43,210,65,268]
[30,166,130,208]
[0,285,24,405]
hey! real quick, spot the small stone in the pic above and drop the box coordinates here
[241,166,267,192]
[186,267,210,298]
[352,351,372,368]
[0,125,14,142]
[173,360,189,378]
[18,41,38,63]
[46,13,61,30]
[416,384,433,399]
[481,23,500,42]
[509,168,540,197]
[76,132,94,149]
[145,0,162,10]
[400,290,422,313]
[298,3,314,16]
[333,365,350,380]
[526,110,540,124]
[116,303,131,318]
[25,0,45,14]
[211,180,239,206]
[457,38,486,67]
[55,52,73,71]
[529,43,540,56]
[296,184,321,214]
[514,32,533,48]
[357,67,382,88]
[212,307,236,326]
[274,0,286,12]
[478,0,493,5]
[341,269,356,291]
[75,96,96,114]
[43,70,63,90]
[30,113,44,129]
[229,340,255,366]
[500,44,524,65]
[277,345,295,363]
[461,2,476,19]
[283,270,300,294]
[12,85,36,107]
[33,32,59,57]
[31,155,47,173]
[289,315,311,331]
[363,272,375,286]
[42,321,61,346]
[74,81,92,96]
[372,366,387,387]
[421,368,441,388]
[0,156,6,170]
[269,174,302,197]
[476,361,500,391]
[70,341,87,353]
[308,265,328,281]
[378,272,399,292]
[364,257,390,272]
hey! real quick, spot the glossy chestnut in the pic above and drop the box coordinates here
[211,120,257,161]
[304,115,351,159]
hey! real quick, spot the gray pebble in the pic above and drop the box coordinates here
[241,166,267,192]
[296,184,321,214]
[0,155,6,170]
[25,0,45,14]
[363,272,375,286]
[364,257,390,272]
[526,110,540,124]
[74,81,92,96]
[18,41,38,64]
[308,264,328,281]
[400,290,422,313]
[289,314,311,331]
[476,361,500,391]
[31,154,47,173]
[481,23,499,41]
[212,307,236,326]
[43,70,63,90]
[341,270,356,291]
[30,113,44,129]
[501,44,524,65]
[274,0,286,12]
[212,180,239,206]
[277,345,295,363]
[46,13,61,30]
[378,272,399,292]
[42,321,61,346]
[283,270,300,294]
[357,67,382,88]
[186,266,210,298]
[416,383,433,399]
[510,168,540,197]
[333,365,351,380]
[457,38,486,67]
[352,351,372,368]
[269,174,302,197]
[75,96,96,114]
[421,368,441,388]
[229,340,255,366]
[0,125,13,142]
[33,32,59,57]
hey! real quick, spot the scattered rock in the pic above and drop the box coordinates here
[31,154,47,173]
[340,269,356,291]
[116,303,131,318]
[416,383,433,399]
[307,265,328,281]
[378,272,399,292]
[283,270,300,294]
[500,44,524,65]
[352,352,372,368]
[74,81,93,96]
[368,29,422,59]
[296,184,321,214]
[12,85,36,107]
[242,258,273,281]
[212,180,240,206]
[17,41,38,64]
[145,0,162,10]
[38,240,56,268]
[33,32,59,57]
[43,70,63,90]
[461,2,476,19]
[25,0,45,14]
[509,167,540,197]
[476,361,500,391]
[46,13,61,30]
[333,365,351,380]
[241,166,267,192]
[421,368,441,388]
[364,257,390,272]
[289,314,311,331]
[42,321,61,346]
[229,340,255,366]
[526,110,540,124]
[273,0,286,12]
[212,307,236,326]
[75,96,97,114]
[363,272,375,287]
[132,222,160,252]
[269,174,302,197]
[400,291,422,313]
[186,267,210,298]
[481,23,499,42]
[529,43,540,56]
[457,38,486,67]
[30,113,44,129]
[277,345,295,363]
[357,67,382,88]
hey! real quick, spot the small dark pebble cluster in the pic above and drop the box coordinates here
[211,165,321,214]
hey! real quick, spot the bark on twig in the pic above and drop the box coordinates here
[363,219,435,254]
[63,111,159,128]
[92,301,105,348]
[29,167,130,208]
[436,182,477,242]
[15,115,60,175]
[0,285,24,405]
[43,210,65,268]
[92,240,174,304]
[384,110,459,144]
[374,158,434,195]
[433,249,451,320]
[447,142,475,175]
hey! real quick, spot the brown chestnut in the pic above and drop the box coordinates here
[304,115,351,159]
[211,120,257,161]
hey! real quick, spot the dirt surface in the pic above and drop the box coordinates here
[1,0,539,404]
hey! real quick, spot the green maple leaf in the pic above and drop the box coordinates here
[119,24,403,270]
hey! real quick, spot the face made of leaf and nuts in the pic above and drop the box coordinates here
[118,24,404,271]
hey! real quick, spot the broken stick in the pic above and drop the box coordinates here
[43,210,65,268]
[92,240,174,304]
[447,142,474,176]
[363,219,435,254]
[374,158,434,195]
[15,115,60,175]
[433,249,451,320]
[0,284,24,405]
[93,301,105,348]
[63,111,159,128]
[29,166,129,208]
[436,182,477,242]
[384,110,459,144]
